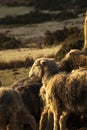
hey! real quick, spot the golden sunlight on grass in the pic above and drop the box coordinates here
[0,46,61,62]
[0,46,61,69]
[0,67,29,87]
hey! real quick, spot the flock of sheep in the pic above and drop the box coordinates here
[0,49,87,130]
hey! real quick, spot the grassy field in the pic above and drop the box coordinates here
[0,67,29,87]
[0,46,60,62]
[0,6,84,44]
[0,6,34,18]
[0,45,61,86]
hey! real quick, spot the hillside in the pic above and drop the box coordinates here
[34,0,87,11]
[0,0,33,5]
[0,0,87,10]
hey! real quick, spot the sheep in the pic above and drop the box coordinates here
[56,49,87,72]
[39,54,87,130]
[29,57,87,130]
[11,76,42,123]
[0,87,38,130]
[12,75,52,129]
[39,49,87,109]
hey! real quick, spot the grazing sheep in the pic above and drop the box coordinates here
[11,76,42,123]
[29,57,87,130]
[0,87,38,130]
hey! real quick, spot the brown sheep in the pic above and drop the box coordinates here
[39,55,87,130]
[12,75,51,130]
[29,57,87,130]
[0,87,38,130]
[39,49,87,111]
[11,76,42,123]
[56,49,87,72]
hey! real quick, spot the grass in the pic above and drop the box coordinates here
[0,46,61,69]
[0,6,34,18]
[0,67,29,87]
[0,57,33,69]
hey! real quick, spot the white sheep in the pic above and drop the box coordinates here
[29,57,87,130]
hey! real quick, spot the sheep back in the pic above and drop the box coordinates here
[11,76,42,123]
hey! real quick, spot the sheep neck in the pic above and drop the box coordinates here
[42,69,58,87]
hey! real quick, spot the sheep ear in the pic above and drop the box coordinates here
[40,60,46,65]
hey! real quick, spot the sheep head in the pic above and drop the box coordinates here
[29,57,58,80]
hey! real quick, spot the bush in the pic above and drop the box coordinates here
[0,33,21,49]
[56,38,83,61]
[55,27,84,60]
[43,30,54,46]
[43,27,83,47]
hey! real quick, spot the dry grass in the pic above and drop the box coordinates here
[0,57,34,69]
[0,46,60,61]
[0,67,29,87]
[0,46,61,69]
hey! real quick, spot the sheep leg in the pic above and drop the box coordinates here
[39,107,53,130]
[45,110,53,130]
[59,111,69,130]
[39,107,48,130]
[8,110,29,130]
[0,123,7,130]
[7,123,22,130]
[18,108,38,130]
[8,113,22,130]
[53,107,61,130]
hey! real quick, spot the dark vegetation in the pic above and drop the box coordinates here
[0,26,83,50]
[55,27,84,60]
[34,0,87,10]
[6,1,34,7]
[4,0,87,11]
[43,26,84,60]
[0,33,21,49]
[0,0,86,25]
[0,11,51,25]
[0,10,78,25]
[44,27,83,45]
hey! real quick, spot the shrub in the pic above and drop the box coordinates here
[56,27,84,60]
[43,27,83,47]
[43,30,54,46]
[56,38,83,61]
[0,33,21,49]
